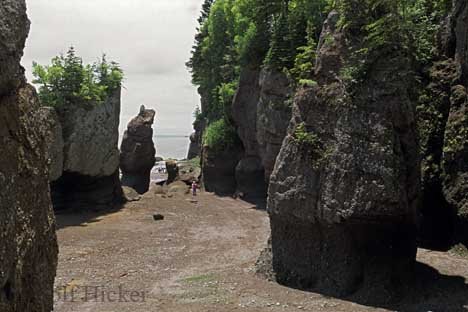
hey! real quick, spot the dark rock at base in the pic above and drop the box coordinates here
[203,145,243,196]
[120,105,156,194]
[51,170,124,211]
[235,157,267,200]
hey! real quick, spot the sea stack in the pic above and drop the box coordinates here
[120,105,156,194]
[50,87,124,211]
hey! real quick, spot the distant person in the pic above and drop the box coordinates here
[191,181,199,196]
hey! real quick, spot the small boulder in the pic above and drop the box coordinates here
[122,186,141,202]
[168,181,189,195]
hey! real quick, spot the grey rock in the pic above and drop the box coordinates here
[0,0,29,96]
[120,106,156,194]
[50,88,123,211]
[122,186,141,202]
[268,10,419,301]
[256,69,292,180]
[37,107,64,182]
[59,89,121,177]
[0,5,58,308]
[231,67,292,199]
[168,181,189,195]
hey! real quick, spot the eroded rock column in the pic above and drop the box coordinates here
[120,105,156,194]
[268,11,419,301]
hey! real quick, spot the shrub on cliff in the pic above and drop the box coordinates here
[32,47,123,108]
[203,118,238,153]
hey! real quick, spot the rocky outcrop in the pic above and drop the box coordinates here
[120,105,156,194]
[51,88,123,210]
[187,111,205,160]
[0,1,58,310]
[231,67,292,200]
[418,0,468,248]
[256,69,292,180]
[37,107,64,181]
[267,11,419,301]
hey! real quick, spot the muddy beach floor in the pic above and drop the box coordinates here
[54,191,468,312]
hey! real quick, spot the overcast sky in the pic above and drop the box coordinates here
[22,0,202,136]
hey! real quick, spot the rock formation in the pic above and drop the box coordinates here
[0,1,58,310]
[267,10,420,301]
[37,107,64,182]
[51,87,123,210]
[187,117,204,160]
[165,160,179,185]
[418,0,468,248]
[120,105,156,194]
[165,159,201,186]
[231,66,292,200]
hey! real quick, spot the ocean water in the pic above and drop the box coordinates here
[155,135,190,160]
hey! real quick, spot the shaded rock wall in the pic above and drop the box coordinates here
[0,1,58,310]
[268,11,419,301]
[419,0,468,248]
[120,105,156,194]
[231,67,292,200]
[37,107,64,182]
[202,144,243,195]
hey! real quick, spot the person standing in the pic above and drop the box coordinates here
[191,181,199,196]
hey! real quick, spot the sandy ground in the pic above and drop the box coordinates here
[53,191,468,312]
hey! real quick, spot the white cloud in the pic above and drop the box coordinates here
[23,0,202,139]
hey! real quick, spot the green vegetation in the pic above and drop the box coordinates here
[188,0,452,151]
[32,47,123,108]
[203,118,239,153]
[293,122,321,148]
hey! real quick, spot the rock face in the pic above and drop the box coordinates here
[37,107,64,181]
[267,11,419,301]
[256,69,292,180]
[203,145,243,195]
[52,88,123,210]
[442,0,468,245]
[231,67,292,200]
[120,106,156,194]
[418,0,468,248]
[0,1,58,310]
[187,112,205,160]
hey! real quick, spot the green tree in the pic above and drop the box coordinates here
[33,47,124,108]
